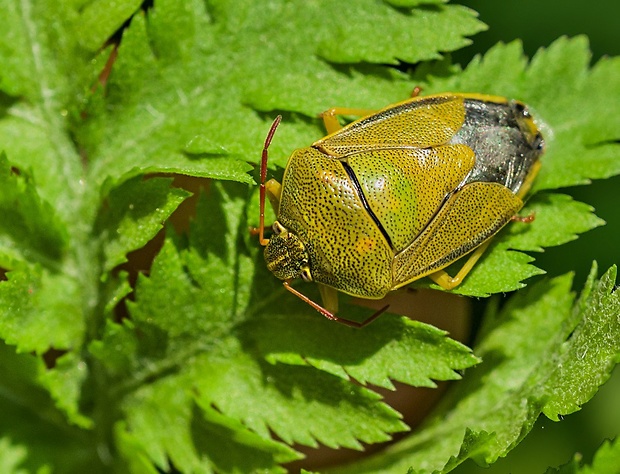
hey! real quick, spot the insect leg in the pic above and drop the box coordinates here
[428,240,492,290]
[511,212,535,223]
[319,87,422,133]
[319,107,378,134]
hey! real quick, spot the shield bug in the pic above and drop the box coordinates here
[257,92,544,327]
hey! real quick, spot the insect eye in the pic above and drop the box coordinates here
[300,267,313,282]
[272,221,286,235]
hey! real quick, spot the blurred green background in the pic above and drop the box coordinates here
[450,1,619,472]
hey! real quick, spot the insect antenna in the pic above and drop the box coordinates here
[258,115,282,246]
[283,281,388,328]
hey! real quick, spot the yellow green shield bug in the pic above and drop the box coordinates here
[257,92,544,327]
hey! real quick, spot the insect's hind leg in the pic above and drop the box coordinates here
[428,241,491,290]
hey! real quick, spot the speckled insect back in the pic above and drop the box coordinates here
[257,92,544,327]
